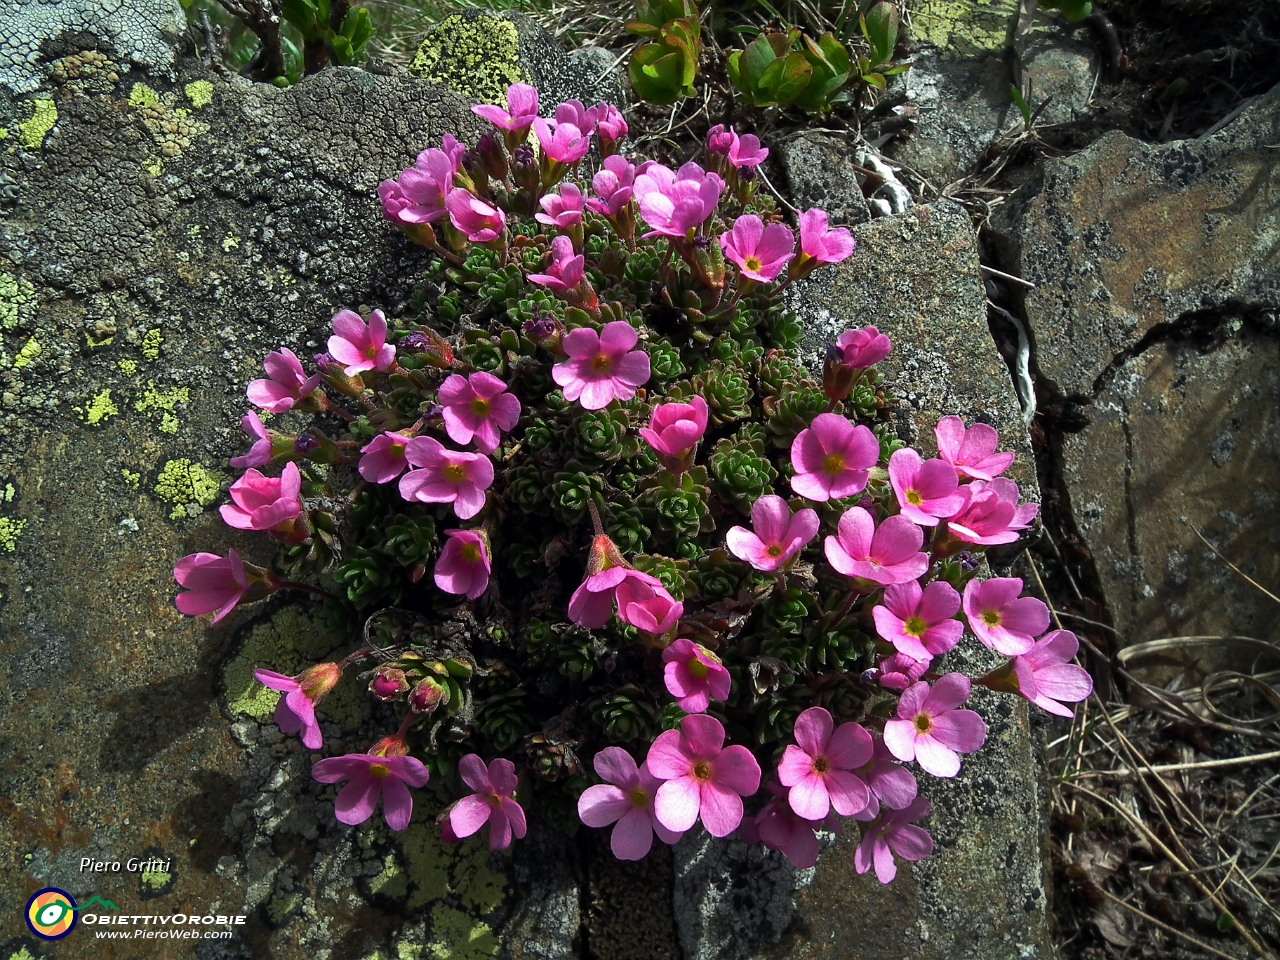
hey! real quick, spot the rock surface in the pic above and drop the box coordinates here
[779,132,871,227]
[993,81,1280,653]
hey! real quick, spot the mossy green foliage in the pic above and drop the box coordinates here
[154,458,224,520]
[18,99,56,150]
[409,16,524,107]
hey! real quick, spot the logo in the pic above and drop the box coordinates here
[25,888,77,940]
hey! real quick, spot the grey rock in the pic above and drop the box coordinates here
[779,132,870,227]
[990,81,1280,401]
[790,201,1037,495]
[0,0,186,94]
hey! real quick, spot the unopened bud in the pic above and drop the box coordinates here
[297,662,343,704]
[476,131,509,181]
[822,342,857,402]
[294,433,320,455]
[368,733,410,758]
[369,667,409,701]
[690,236,726,289]
[401,326,453,368]
[409,677,450,715]
[512,145,538,194]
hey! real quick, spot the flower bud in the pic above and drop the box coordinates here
[314,353,366,398]
[523,315,565,355]
[368,733,410,758]
[294,433,320,455]
[401,326,454,368]
[370,667,410,701]
[979,660,1022,696]
[409,677,450,715]
[297,662,343,704]
[689,235,726,290]
[476,131,509,181]
[512,144,539,195]
[822,341,857,402]
[461,148,490,198]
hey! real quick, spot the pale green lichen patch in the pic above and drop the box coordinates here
[909,0,1018,57]
[9,947,37,960]
[409,15,524,107]
[12,337,40,369]
[0,516,26,552]
[141,328,163,361]
[223,605,362,725]
[3,483,13,502]
[185,80,214,109]
[121,468,141,488]
[144,158,164,178]
[129,83,161,107]
[18,99,57,150]
[85,389,119,425]
[154,458,224,520]
[119,359,138,375]
[140,867,171,891]
[86,331,114,348]
[0,272,34,330]
[136,382,189,434]
[427,904,498,960]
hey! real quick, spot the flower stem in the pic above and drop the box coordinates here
[277,580,339,601]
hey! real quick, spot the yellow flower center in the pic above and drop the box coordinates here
[903,616,928,637]
[692,761,711,782]
[389,442,405,458]
[906,489,924,507]
[981,609,1001,627]
[369,763,390,779]
[470,397,491,417]
[687,658,709,680]
[444,462,468,483]
[822,453,846,476]
[766,544,783,558]
[629,788,649,808]
[461,543,481,563]
[812,756,829,774]
[914,714,933,735]
[592,353,613,372]
[743,256,762,273]
[365,345,379,359]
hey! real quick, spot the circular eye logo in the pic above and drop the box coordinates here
[26,887,77,940]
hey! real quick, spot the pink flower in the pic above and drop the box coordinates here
[854,739,919,818]
[359,432,411,484]
[578,747,683,860]
[220,462,303,532]
[449,754,528,850]
[798,209,855,265]
[439,371,521,454]
[254,662,343,750]
[824,507,928,585]
[174,549,250,624]
[946,478,1038,546]
[888,449,966,526]
[555,99,599,135]
[434,528,491,600]
[552,321,650,410]
[328,309,395,377]
[790,413,880,502]
[647,714,762,837]
[661,639,731,712]
[588,155,636,216]
[874,652,930,691]
[883,674,987,778]
[595,103,628,152]
[312,750,430,831]
[568,564,629,629]
[230,410,275,469]
[536,182,587,229]
[247,347,321,413]
[706,124,736,156]
[720,215,795,282]
[528,235,586,296]
[532,118,591,164]
[446,189,507,243]
[633,162,724,238]
[471,82,540,133]
[378,145,458,226]
[742,781,841,869]
[639,396,708,462]
[836,326,891,370]
[399,438,494,520]
[872,580,964,661]
[725,495,819,572]
[935,416,1014,481]
[778,707,873,820]
[616,573,683,635]
[962,577,1049,656]
[854,797,934,884]
[727,132,768,169]
[1001,629,1094,717]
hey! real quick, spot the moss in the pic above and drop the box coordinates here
[141,328,163,361]
[118,359,138,375]
[18,99,57,150]
[9,948,37,960]
[0,272,34,330]
[128,83,161,107]
[0,516,25,552]
[267,891,303,924]
[185,80,214,109]
[85,389,119,425]
[408,15,525,107]
[154,458,224,520]
[121,468,141,488]
[12,337,40,369]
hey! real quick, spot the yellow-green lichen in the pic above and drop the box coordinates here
[369,853,409,900]
[86,331,113,348]
[909,0,1018,58]
[121,468,141,487]
[144,158,164,178]
[141,328,163,361]
[119,359,138,375]
[427,905,498,960]
[12,337,40,369]
[222,234,241,252]
[9,947,37,960]
[0,273,34,330]
[267,892,303,924]
[85,389,119,425]
[0,516,26,552]
[222,605,362,723]
[136,383,188,434]
[129,83,161,107]
[185,80,214,109]
[400,824,507,914]
[18,99,57,150]
[158,413,179,434]
[140,868,171,891]
[408,15,524,108]
[3,483,13,502]
[154,457,223,520]
[0,127,7,140]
